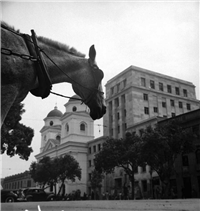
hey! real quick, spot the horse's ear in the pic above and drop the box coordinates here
[89,45,96,62]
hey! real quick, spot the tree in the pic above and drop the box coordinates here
[29,156,57,189]
[94,133,142,199]
[90,169,104,199]
[141,119,195,198]
[30,155,82,196]
[1,102,34,160]
[55,154,81,197]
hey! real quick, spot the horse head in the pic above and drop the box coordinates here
[72,45,106,120]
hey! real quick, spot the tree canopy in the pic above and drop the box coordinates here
[29,156,56,189]
[29,154,82,195]
[95,133,142,199]
[140,119,195,197]
[1,102,34,160]
[94,119,196,199]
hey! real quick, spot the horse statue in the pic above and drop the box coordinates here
[1,22,106,126]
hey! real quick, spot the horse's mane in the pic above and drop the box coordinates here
[37,37,85,58]
[1,22,86,58]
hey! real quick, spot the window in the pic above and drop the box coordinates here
[65,123,69,132]
[167,85,172,93]
[89,160,92,167]
[162,102,166,108]
[109,116,112,125]
[111,87,114,95]
[150,80,155,89]
[89,147,91,154]
[159,82,163,91]
[144,107,149,114]
[154,107,158,113]
[123,79,127,88]
[124,109,127,117]
[143,93,148,101]
[170,99,175,107]
[117,83,120,92]
[72,106,77,112]
[121,94,126,104]
[98,144,101,151]
[109,101,113,112]
[187,103,191,110]
[27,180,31,187]
[115,98,119,107]
[80,123,86,131]
[117,112,120,120]
[111,128,113,136]
[124,123,127,131]
[93,145,96,153]
[56,135,61,141]
[171,113,176,117]
[175,87,180,95]
[141,77,146,87]
[118,125,120,133]
[50,121,54,126]
[179,101,183,108]
[183,89,188,97]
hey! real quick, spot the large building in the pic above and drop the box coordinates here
[103,65,200,138]
[102,65,200,199]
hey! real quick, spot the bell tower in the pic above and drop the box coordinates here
[60,95,94,144]
[40,106,63,152]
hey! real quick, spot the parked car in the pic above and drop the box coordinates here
[1,190,18,202]
[14,189,26,202]
[23,188,55,202]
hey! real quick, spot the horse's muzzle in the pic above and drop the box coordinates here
[90,105,106,120]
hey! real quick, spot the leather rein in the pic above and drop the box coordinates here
[1,25,102,104]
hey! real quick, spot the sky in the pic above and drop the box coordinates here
[1,1,199,178]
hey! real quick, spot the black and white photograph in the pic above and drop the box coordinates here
[1,1,200,210]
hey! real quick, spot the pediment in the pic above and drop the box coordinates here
[43,139,59,152]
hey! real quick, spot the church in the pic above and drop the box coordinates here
[35,94,97,195]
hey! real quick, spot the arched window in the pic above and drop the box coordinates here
[44,135,46,142]
[56,135,61,141]
[65,123,69,132]
[72,106,77,112]
[80,122,86,131]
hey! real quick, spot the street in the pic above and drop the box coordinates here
[1,199,200,211]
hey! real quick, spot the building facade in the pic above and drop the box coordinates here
[103,65,200,139]
[35,95,94,196]
[157,109,200,198]
[2,171,36,190]
[101,65,200,199]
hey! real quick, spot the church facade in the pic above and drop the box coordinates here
[35,95,95,195]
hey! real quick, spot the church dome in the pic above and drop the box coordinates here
[47,106,63,118]
[68,94,82,102]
